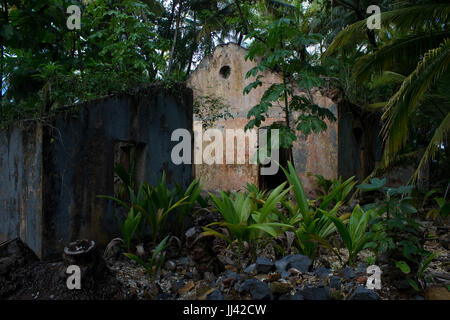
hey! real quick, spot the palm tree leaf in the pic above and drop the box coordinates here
[382,39,450,163]
[354,31,450,81]
[412,111,450,182]
[370,71,406,88]
[324,4,450,58]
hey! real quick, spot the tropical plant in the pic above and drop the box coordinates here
[309,173,333,196]
[324,0,450,182]
[243,17,337,158]
[120,208,143,252]
[422,184,450,220]
[135,173,189,244]
[319,205,375,266]
[280,161,347,261]
[311,174,357,205]
[357,178,430,273]
[99,172,188,245]
[174,178,204,233]
[124,235,170,283]
[244,182,269,204]
[201,182,292,260]
[357,178,418,219]
[396,252,437,291]
[294,202,344,262]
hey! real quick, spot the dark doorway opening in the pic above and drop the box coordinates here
[258,125,291,191]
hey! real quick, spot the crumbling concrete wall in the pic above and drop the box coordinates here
[291,88,339,196]
[0,84,193,259]
[187,43,339,195]
[0,123,43,256]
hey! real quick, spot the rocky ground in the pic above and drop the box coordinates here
[1,210,449,301]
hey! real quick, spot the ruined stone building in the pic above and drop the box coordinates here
[0,85,193,258]
[0,45,382,260]
[187,43,380,195]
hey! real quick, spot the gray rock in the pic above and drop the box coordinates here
[204,271,216,283]
[177,257,191,266]
[314,267,332,279]
[342,266,356,280]
[224,270,242,282]
[244,263,256,274]
[278,292,304,300]
[329,276,342,290]
[165,260,176,272]
[256,257,274,274]
[345,282,354,293]
[206,290,224,300]
[274,256,291,273]
[157,293,171,300]
[355,263,367,275]
[275,254,312,274]
[349,286,380,300]
[171,280,185,293]
[300,286,331,300]
[185,227,198,240]
[239,279,272,300]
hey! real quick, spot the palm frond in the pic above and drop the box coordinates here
[382,39,450,163]
[354,31,450,81]
[370,71,406,88]
[412,111,450,182]
[323,4,450,58]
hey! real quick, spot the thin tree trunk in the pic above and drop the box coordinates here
[186,11,196,78]
[166,0,183,78]
[282,71,295,166]
[160,0,177,61]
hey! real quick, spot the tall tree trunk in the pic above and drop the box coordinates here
[166,0,183,78]
[159,0,177,61]
[186,11,196,78]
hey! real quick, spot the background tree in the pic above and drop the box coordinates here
[243,16,336,165]
[324,0,450,185]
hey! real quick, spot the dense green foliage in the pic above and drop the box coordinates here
[1,0,447,184]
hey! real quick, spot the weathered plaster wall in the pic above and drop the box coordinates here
[0,84,194,259]
[187,43,339,195]
[291,89,339,196]
[0,123,43,256]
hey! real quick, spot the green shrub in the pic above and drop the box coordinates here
[320,205,375,266]
[120,208,142,252]
[310,174,357,204]
[98,171,190,246]
[357,178,431,289]
[280,162,346,261]
[202,183,292,261]
[124,235,170,284]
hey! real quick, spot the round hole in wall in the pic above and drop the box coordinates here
[219,65,231,79]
